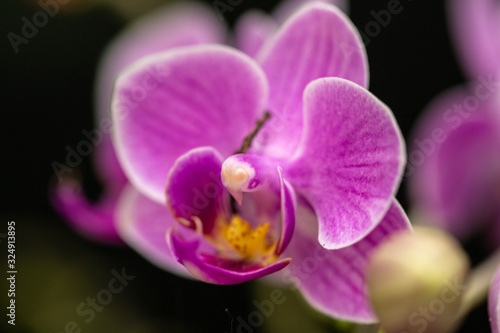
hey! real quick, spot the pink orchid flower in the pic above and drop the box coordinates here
[51,0,412,322]
[110,2,409,322]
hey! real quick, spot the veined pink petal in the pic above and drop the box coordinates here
[274,0,349,22]
[490,265,500,333]
[234,1,348,59]
[253,2,368,158]
[112,45,269,203]
[286,78,405,249]
[449,0,500,81]
[283,200,411,322]
[115,184,189,277]
[94,2,225,184]
[408,86,500,238]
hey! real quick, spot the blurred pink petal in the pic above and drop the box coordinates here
[449,0,500,81]
[409,86,500,238]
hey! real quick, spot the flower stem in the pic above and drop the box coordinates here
[454,248,500,325]
[235,111,271,154]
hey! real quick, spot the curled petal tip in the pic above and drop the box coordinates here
[50,177,123,245]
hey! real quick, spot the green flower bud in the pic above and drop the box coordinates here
[367,227,469,333]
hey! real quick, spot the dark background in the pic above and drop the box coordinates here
[0,0,490,332]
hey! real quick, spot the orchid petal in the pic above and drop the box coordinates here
[276,167,296,255]
[409,87,500,238]
[168,228,291,285]
[287,78,404,249]
[449,0,500,80]
[112,45,269,203]
[234,0,349,59]
[274,0,349,22]
[254,2,368,158]
[50,179,123,244]
[95,2,225,184]
[166,147,230,235]
[490,265,500,333]
[234,10,278,58]
[115,184,189,277]
[283,200,411,322]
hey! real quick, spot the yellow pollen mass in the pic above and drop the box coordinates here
[225,215,275,260]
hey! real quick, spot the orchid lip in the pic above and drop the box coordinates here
[166,147,295,283]
[165,147,296,284]
[172,196,280,265]
[208,214,279,264]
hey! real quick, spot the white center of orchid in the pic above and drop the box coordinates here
[221,159,256,205]
[221,165,248,189]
